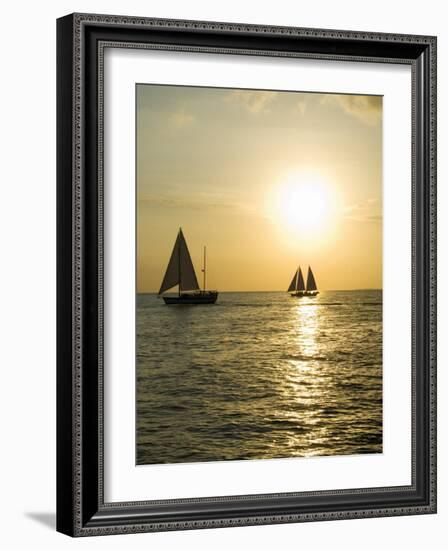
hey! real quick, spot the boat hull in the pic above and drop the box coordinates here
[290,291,319,297]
[162,291,218,305]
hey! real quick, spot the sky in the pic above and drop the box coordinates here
[136,84,382,292]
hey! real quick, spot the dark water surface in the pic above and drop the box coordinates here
[136,290,382,465]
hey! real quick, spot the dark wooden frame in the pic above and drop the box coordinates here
[57,13,437,537]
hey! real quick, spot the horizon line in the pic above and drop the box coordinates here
[137,288,383,294]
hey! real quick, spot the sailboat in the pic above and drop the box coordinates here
[288,266,319,297]
[158,228,218,305]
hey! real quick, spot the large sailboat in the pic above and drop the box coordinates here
[288,266,319,297]
[158,228,218,305]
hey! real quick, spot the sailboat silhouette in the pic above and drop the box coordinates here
[288,266,319,297]
[158,228,218,305]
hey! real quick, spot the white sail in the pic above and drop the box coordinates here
[158,229,200,294]
[287,269,298,292]
[306,266,317,292]
[297,267,305,291]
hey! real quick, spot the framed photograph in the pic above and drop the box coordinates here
[57,13,437,536]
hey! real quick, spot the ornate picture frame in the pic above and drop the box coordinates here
[57,13,436,536]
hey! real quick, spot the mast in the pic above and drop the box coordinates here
[202,246,206,291]
[178,228,181,297]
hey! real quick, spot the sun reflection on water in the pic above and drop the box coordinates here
[276,298,336,455]
[294,299,320,358]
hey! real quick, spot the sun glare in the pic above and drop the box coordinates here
[273,173,335,235]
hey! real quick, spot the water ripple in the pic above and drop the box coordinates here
[137,290,382,464]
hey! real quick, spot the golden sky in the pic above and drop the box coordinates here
[137,84,382,292]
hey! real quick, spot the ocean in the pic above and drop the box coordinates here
[136,290,382,465]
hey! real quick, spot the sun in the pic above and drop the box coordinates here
[273,173,334,234]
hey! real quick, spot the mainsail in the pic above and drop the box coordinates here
[297,267,305,291]
[287,269,298,292]
[306,267,317,292]
[158,229,200,295]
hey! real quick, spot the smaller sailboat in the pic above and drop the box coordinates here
[288,266,319,297]
[158,228,218,305]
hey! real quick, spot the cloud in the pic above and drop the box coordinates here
[225,90,278,114]
[139,193,261,218]
[170,110,195,128]
[139,194,240,211]
[323,94,382,126]
[344,197,382,222]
